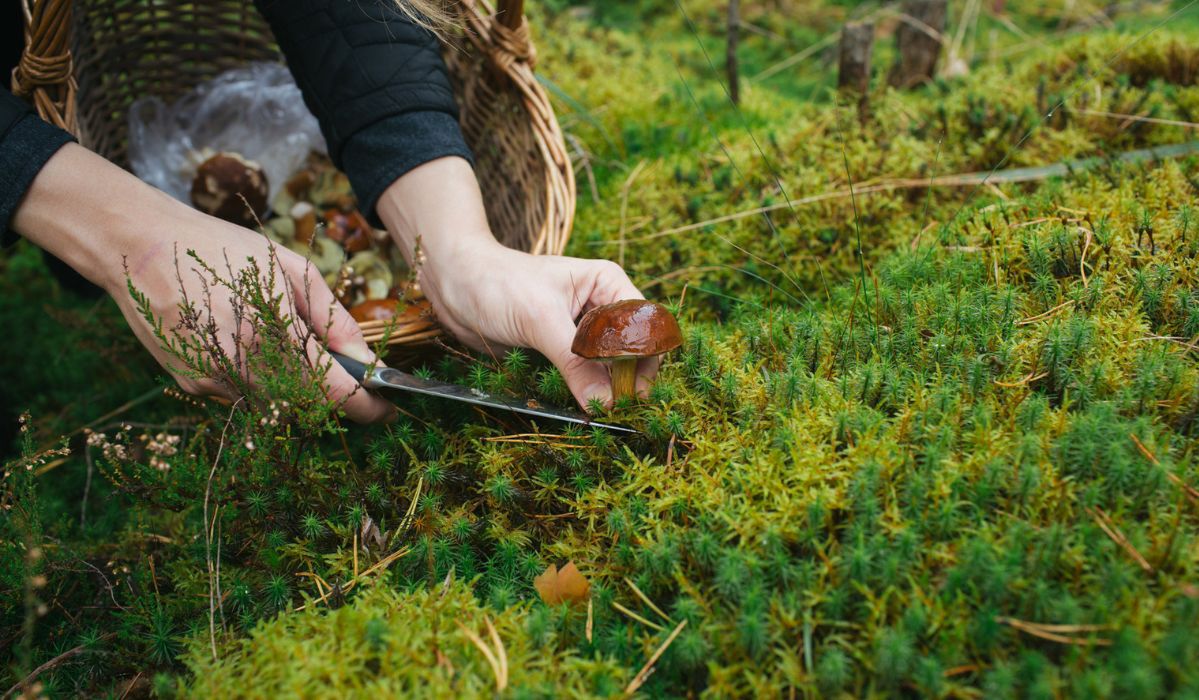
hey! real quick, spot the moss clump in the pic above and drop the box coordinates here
[182,582,627,698]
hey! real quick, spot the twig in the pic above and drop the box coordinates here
[54,386,163,445]
[1136,335,1199,354]
[2,633,115,700]
[118,672,143,700]
[1078,108,1199,130]
[993,371,1049,387]
[603,141,1199,245]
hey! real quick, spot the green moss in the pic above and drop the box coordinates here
[181,583,626,698]
[5,3,1199,698]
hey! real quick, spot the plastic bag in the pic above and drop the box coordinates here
[128,62,326,205]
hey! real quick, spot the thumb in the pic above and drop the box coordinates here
[532,315,613,412]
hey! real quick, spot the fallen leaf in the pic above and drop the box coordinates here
[534,561,590,606]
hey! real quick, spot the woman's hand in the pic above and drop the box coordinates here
[13,144,394,423]
[426,243,655,408]
[377,157,656,408]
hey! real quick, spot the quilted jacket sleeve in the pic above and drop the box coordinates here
[254,0,475,225]
[0,88,75,243]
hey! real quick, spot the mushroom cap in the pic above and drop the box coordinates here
[349,298,401,323]
[571,300,682,359]
[323,209,373,253]
[190,152,269,228]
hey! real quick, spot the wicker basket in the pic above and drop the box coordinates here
[13,0,576,349]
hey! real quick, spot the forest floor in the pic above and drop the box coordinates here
[4,1,1199,697]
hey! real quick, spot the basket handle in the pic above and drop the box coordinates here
[13,0,78,135]
[486,0,535,68]
[496,0,524,29]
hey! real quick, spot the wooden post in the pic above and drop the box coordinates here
[889,0,947,89]
[727,0,740,105]
[837,22,875,94]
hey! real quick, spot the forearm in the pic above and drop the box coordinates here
[11,143,187,293]
[375,156,499,274]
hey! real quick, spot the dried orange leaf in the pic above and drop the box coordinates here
[534,561,591,606]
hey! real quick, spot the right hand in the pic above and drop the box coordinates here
[13,144,394,423]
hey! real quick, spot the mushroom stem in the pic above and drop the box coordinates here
[610,358,638,401]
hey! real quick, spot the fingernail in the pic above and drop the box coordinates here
[582,384,611,412]
[342,341,377,365]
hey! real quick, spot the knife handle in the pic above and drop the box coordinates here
[330,351,370,384]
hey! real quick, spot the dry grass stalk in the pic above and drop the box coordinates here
[205,399,243,661]
[993,371,1049,388]
[1128,433,1199,504]
[624,619,689,696]
[624,577,672,623]
[1016,300,1076,326]
[456,616,508,691]
[295,545,412,611]
[998,617,1112,646]
[612,601,666,632]
[586,596,594,643]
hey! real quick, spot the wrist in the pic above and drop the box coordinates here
[374,156,499,266]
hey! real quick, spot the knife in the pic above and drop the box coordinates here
[332,352,637,434]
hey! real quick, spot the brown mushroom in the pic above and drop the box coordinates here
[284,168,316,200]
[190,152,269,228]
[571,300,682,401]
[290,202,318,244]
[350,298,402,323]
[349,298,429,325]
[323,208,373,253]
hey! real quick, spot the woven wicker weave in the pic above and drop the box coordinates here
[14,0,575,348]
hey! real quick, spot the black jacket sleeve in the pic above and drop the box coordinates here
[0,88,76,244]
[254,0,475,225]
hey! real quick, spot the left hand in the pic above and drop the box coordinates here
[424,241,656,408]
[376,157,657,409]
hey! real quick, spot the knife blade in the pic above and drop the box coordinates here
[332,352,637,434]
